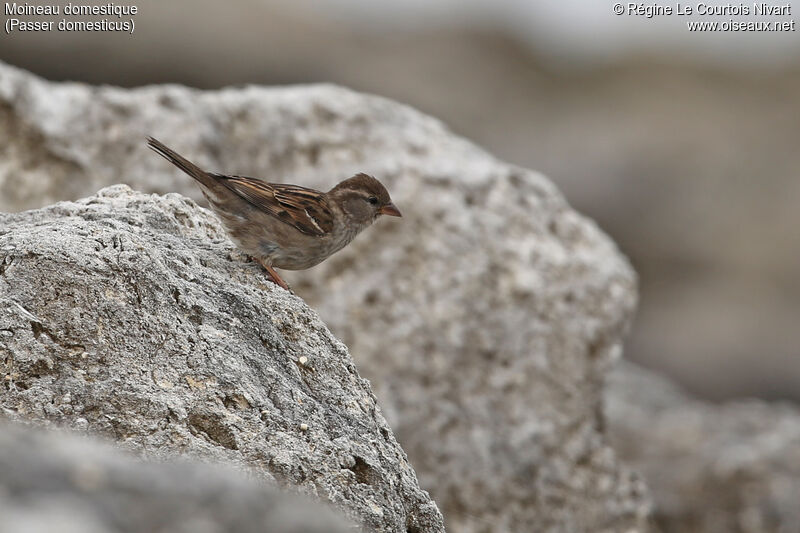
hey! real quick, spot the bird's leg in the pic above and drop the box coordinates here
[265,266,291,292]
[255,258,292,292]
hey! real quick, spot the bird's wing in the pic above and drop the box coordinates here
[216,174,334,237]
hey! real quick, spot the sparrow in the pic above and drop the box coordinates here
[147,137,401,290]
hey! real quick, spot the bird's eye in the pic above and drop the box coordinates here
[367,196,378,205]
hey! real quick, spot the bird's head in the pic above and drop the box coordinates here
[328,173,402,226]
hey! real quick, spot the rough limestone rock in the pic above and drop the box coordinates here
[607,362,800,533]
[0,61,650,531]
[0,186,444,533]
[0,420,351,533]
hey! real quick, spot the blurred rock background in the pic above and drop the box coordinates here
[2,0,798,402]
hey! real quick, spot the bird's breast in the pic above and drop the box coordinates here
[271,221,368,270]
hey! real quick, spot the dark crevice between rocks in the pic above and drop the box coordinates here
[405,515,422,533]
[188,305,204,325]
[347,456,374,486]
[30,321,47,340]
[9,380,30,391]
[187,410,238,450]
[222,393,251,411]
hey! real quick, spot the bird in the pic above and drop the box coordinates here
[147,137,401,291]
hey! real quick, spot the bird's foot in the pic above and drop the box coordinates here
[256,259,293,294]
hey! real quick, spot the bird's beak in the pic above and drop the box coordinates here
[379,203,402,217]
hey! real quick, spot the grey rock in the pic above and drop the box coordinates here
[0,419,351,533]
[0,61,649,531]
[606,362,800,533]
[0,185,444,533]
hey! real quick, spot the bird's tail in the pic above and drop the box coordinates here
[147,137,218,189]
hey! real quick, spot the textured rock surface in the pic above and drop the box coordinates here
[1,61,649,531]
[0,186,443,533]
[607,362,800,533]
[0,419,351,533]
